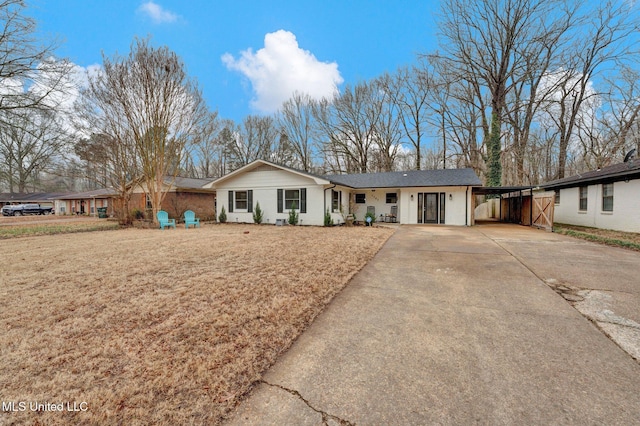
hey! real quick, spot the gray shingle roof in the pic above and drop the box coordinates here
[54,188,118,200]
[541,158,640,189]
[166,176,216,189]
[0,192,71,203]
[324,168,482,188]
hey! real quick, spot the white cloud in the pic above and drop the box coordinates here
[137,1,178,24]
[222,30,343,114]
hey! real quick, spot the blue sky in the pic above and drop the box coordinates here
[29,0,440,122]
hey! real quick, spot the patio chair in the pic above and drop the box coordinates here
[157,210,176,229]
[385,205,398,223]
[184,210,200,229]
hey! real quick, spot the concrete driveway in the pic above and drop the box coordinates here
[226,224,640,425]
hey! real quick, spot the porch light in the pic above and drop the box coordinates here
[449,194,453,200]
[410,194,414,201]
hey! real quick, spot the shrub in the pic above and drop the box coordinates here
[253,202,263,224]
[324,209,334,227]
[364,211,376,226]
[218,206,227,223]
[132,208,145,220]
[288,202,299,225]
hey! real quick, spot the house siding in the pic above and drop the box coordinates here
[212,161,479,227]
[217,169,326,225]
[554,180,640,232]
[401,187,471,226]
[340,188,401,224]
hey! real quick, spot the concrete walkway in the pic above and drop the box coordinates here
[226,225,640,425]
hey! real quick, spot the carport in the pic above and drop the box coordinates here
[471,186,534,226]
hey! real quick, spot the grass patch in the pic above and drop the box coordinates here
[0,224,393,425]
[554,223,640,252]
[0,221,120,239]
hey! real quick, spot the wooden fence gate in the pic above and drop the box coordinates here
[532,191,555,231]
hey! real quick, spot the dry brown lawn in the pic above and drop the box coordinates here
[0,224,393,425]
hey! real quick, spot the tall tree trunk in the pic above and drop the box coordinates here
[487,111,502,187]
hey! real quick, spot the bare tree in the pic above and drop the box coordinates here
[547,1,637,178]
[0,0,72,121]
[0,108,68,192]
[183,111,223,178]
[382,65,432,170]
[278,92,317,171]
[83,37,208,222]
[224,114,279,170]
[604,66,640,160]
[314,81,383,174]
[437,0,577,186]
[369,76,402,172]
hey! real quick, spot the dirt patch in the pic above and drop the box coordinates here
[0,224,393,425]
[554,223,640,251]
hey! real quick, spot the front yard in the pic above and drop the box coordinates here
[0,224,393,424]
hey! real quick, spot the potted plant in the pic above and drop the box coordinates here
[364,211,376,226]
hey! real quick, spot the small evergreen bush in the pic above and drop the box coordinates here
[324,209,334,226]
[218,206,227,223]
[253,202,263,224]
[288,202,299,225]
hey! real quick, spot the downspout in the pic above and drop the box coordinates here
[465,186,469,226]
[324,184,336,221]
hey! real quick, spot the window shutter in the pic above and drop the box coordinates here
[277,189,283,213]
[248,190,253,213]
[300,188,307,213]
[228,191,234,213]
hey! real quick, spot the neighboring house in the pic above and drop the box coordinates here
[0,192,69,208]
[541,158,640,233]
[205,159,482,226]
[53,188,117,216]
[130,176,217,220]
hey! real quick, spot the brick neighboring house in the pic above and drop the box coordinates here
[53,188,117,216]
[130,176,217,221]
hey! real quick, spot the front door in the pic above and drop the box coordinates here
[424,193,438,223]
[418,192,445,224]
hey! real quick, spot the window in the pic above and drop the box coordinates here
[386,192,397,204]
[285,189,300,210]
[277,188,306,213]
[579,186,588,211]
[332,190,342,212]
[235,191,248,210]
[228,190,252,213]
[554,189,560,205]
[602,183,613,212]
[355,193,366,204]
[145,194,152,209]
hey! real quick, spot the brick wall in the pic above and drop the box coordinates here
[128,191,216,221]
[163,192,216,221]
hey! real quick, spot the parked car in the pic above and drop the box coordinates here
[1,204,53,216]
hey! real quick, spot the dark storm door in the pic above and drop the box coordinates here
[424,193,438,223]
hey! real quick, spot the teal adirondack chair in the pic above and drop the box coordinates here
[157,210,176,229]
[184,210,200,229]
